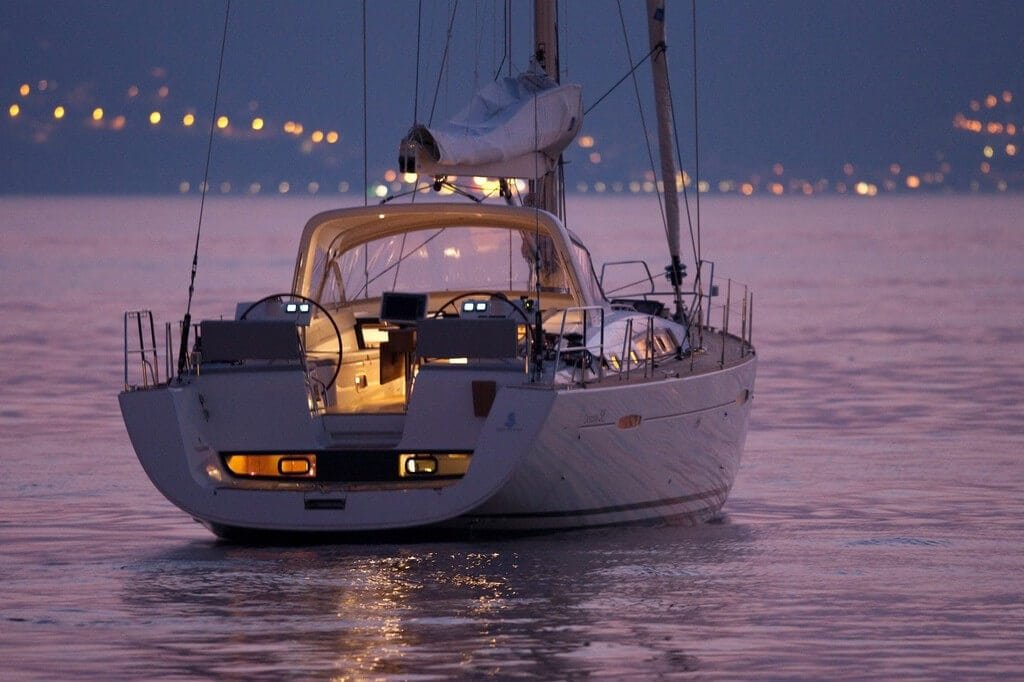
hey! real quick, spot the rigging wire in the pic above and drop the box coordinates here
[410,0,424,205]
[583,43,661,116]
[362,0,368,300]
[472,0,482,91]
[428,1,460,126]
[413,0,422,124]
[691,0,702,266]
[615,0,667,245]
[663,36,700,276]
[362,0,368,208]
[506,0,512,78]
[660,1,703,328]
[490,0,513,81]
[176,0,231,377]
[659,1,704,338]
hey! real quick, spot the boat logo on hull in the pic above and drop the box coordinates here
[498,412,523,432]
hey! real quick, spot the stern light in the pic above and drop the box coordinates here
[224,453,317,479]
[402,454,439,475]
[279,457,312,475]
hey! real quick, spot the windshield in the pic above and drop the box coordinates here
[311,226,573,306]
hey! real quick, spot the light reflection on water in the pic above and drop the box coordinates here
[2,196,1024,678]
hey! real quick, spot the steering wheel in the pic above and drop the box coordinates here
[239,293,343,390]
[431,291,532,326]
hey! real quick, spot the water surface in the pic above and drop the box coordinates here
[2,195,1022,678]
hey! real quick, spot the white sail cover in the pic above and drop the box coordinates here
[399,67,582,179]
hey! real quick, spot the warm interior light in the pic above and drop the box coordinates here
[216,115,229,129]
[92,107,104,121]
[223,453,316,478]
[398,453,470,478]
[251,117,264,131]
[403,455,438,475]
[53,105,65,120]
[278,457,311,475]
[182,113,195,127]
[149,111,161,125]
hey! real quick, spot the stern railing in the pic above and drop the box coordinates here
[123,310,160,390]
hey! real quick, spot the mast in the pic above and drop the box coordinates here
[646,0,687,322]
[532,0,562,219]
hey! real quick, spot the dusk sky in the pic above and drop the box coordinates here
[2,0,1022,193]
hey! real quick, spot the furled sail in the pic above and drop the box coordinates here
[399,66,582,180]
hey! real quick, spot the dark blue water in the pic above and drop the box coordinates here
[2,195,1022,678]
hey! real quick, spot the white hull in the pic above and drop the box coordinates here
[120,349,755,537]
[118,1,759,541]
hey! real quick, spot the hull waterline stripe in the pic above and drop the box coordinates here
[467,486,728,520]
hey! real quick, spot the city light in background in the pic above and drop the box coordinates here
[3,0,1022,199]
[6,69,1020,197]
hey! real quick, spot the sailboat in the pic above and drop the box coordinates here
[119,0,756,539]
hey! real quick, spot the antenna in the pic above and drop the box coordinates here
[176,0,231,377]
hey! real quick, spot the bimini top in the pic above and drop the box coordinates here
[291,202,605,309]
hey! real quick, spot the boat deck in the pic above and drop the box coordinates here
[627,327,753,382]
[552,326,753,390]
[323,327,754,417]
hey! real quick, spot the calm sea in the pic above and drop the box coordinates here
[1,195,1022,679]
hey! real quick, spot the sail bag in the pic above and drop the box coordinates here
[400,67,582,180]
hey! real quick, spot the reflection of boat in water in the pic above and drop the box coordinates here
[119,0,756,539]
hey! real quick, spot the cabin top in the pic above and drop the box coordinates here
[291,203,605,310]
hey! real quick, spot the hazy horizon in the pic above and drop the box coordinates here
[2,0,1022,195]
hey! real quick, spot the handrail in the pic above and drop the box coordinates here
[696,277,755,365]
[600,260,657,296]
[123,311,160,390]
[551,305,606,386]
